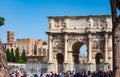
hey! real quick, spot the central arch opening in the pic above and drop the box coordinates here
[72,41,87,72]
[72,41,87,64]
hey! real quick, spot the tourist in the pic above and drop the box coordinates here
[11,73,16,77]
[46,74,50,77]
[88,71,91,77]
[34,73,38,77]
[16,72,21,77]
[59,73,64,77]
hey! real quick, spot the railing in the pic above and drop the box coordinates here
[8,63,112,74]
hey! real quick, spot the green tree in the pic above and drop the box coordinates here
[0,17,5,26]
[5,49,11,62]
[15,47,20,62]
[10,48,15,62]
[19,49,26,63]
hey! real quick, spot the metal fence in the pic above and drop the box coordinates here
[8,63,111,74]
[26,63,48,74]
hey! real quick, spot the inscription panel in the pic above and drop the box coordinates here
[69,18,89,29]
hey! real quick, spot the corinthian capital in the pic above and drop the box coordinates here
[88,33,91,39]
[48,35,53,40]
[105,33,108,39]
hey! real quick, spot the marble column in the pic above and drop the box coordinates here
[105,33,108,63]
[64,34,68,63]
[88,33,92,63]
[88,18,93,63]
[48,34,53,63]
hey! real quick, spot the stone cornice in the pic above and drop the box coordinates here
[47,15,111,19]
[46,28,112,34]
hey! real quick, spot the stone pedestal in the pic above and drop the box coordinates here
[88,63,94,72]
[63,63,69,73]
[47,62,54,73]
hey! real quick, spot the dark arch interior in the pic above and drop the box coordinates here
[95,53,104,64]
[56,53,64,64]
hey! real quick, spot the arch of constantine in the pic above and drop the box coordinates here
[46,15,113,73]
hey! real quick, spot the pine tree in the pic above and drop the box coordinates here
[5,49,11,62]
[10,48,15,62]
[0,17,5,26]
[20,49,26,63]
[15,47,20,63]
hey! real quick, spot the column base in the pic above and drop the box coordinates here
[104,62,109,64]
[87,62,94,72]
[88,61,92,64]
[63,61,68,64]
[47,63,54,73]
[63,62,69,73]
[103,63,110,72]
[48,61,53,64]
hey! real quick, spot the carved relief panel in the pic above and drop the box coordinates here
[51,18,66,29]
[60,19,66,27]
[92,40,99,49]
[48,18,66,29]
[93,18,107,28]
[52,34,64,52]
[92,39,105,51]
[54,19,59,28]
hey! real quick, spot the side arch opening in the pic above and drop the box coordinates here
[56,53,64,73]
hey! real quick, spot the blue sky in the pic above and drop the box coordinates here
[0,0,111,56]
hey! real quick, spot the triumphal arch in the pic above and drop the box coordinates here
[46,15,112,73]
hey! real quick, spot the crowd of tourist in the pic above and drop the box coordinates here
[44,70,112,77]
[9,70,113,77]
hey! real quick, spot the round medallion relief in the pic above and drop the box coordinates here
[54,40,59,47]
